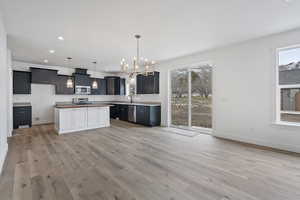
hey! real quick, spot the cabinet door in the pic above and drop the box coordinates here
[31,68,57,84]
[13,106,32,129]
[136,105,146,125]
[73,108,87,130]
[136,74,143,94]
[102,107,110,126]
[88,107,109,128]
[144,75,152,94]
[99,79,107,95]
[88,107,101,128]
[59,109,73,132]
[153,72,160,94]
[149,106,161,126]
[119,105,128,121]
[13,71,31,94]
[120,78,126,95]
[106,78,115,95]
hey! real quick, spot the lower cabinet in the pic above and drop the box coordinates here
[119,105,128,121]
[55,107,110,134]
[87,107,110,129]
[110,104,161,127]
[136,105,161,126]
[13,106,32,129]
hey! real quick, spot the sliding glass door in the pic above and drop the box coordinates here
[171,64,212,131]
[171,69,189,127]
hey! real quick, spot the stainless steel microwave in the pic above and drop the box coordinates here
[75,86,91,95]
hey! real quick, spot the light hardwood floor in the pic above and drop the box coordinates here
[1,120,300,200]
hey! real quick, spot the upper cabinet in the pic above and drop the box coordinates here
[105,76,126,95]
[55,75,75,95]
[136,71,159,94]
[120,78,126,95]
[13,71,31,94]
[30,67,58,84]
[91,78,107,95]
[74,74,91,86]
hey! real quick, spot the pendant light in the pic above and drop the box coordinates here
[92,61,98,89]
[66,57,74,88]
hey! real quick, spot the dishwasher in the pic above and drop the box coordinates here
[128,105,136,123]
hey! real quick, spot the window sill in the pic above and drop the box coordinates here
[272,121,300,127]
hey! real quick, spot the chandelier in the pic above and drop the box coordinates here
[120,35,156,78]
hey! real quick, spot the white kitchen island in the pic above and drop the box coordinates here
[54,104,110,134]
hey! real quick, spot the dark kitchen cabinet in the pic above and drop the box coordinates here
[91,78,107,95]
[13,106,32,129]
[13,71,31,94]
[31,67,58,84]
[105,76,126,95]
[136,105,161,126]
[110,104,120,119]
[120,78,126,95]
[55,75,75,94]
[136,71,159,94]
[74,74,91,86]
[119,105,128,121]
[136,105,147,125]
[136,74,143,94]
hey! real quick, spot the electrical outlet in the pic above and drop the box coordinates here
[35,117,40,121]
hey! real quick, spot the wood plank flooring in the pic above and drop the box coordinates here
[1,120,300,200]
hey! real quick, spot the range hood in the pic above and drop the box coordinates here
[73,68,89,75]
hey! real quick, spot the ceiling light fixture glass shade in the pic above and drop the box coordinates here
[92,80,98,89]
[120,35,156,78]
[66,77,73,88]
[92,61,98,89]
[66,57,74,88]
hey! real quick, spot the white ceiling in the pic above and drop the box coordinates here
[0,0,300,71]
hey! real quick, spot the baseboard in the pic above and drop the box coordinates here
[0,141,8,174]
[212,131,300,154]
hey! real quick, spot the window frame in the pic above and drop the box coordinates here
[276,45,300,125]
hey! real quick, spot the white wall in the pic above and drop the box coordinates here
[0,13,9,172]
[157,27,300,153]
[13,61,116,125]
[7,50,12,137]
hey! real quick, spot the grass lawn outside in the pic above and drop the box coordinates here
[171,96,212,128]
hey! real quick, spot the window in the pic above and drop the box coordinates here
[277,46,300,124]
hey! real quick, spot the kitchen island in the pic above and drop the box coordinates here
[54,103,111,134]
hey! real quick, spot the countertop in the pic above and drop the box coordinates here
[55,101,161,109]
[55,102,112,109]
[108,101,161,106]
[13,102,31,107]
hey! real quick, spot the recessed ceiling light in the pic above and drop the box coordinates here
[284,0,293,3]
[44,59,49,63]
[49,50,55,54]
[58,36,64,41]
